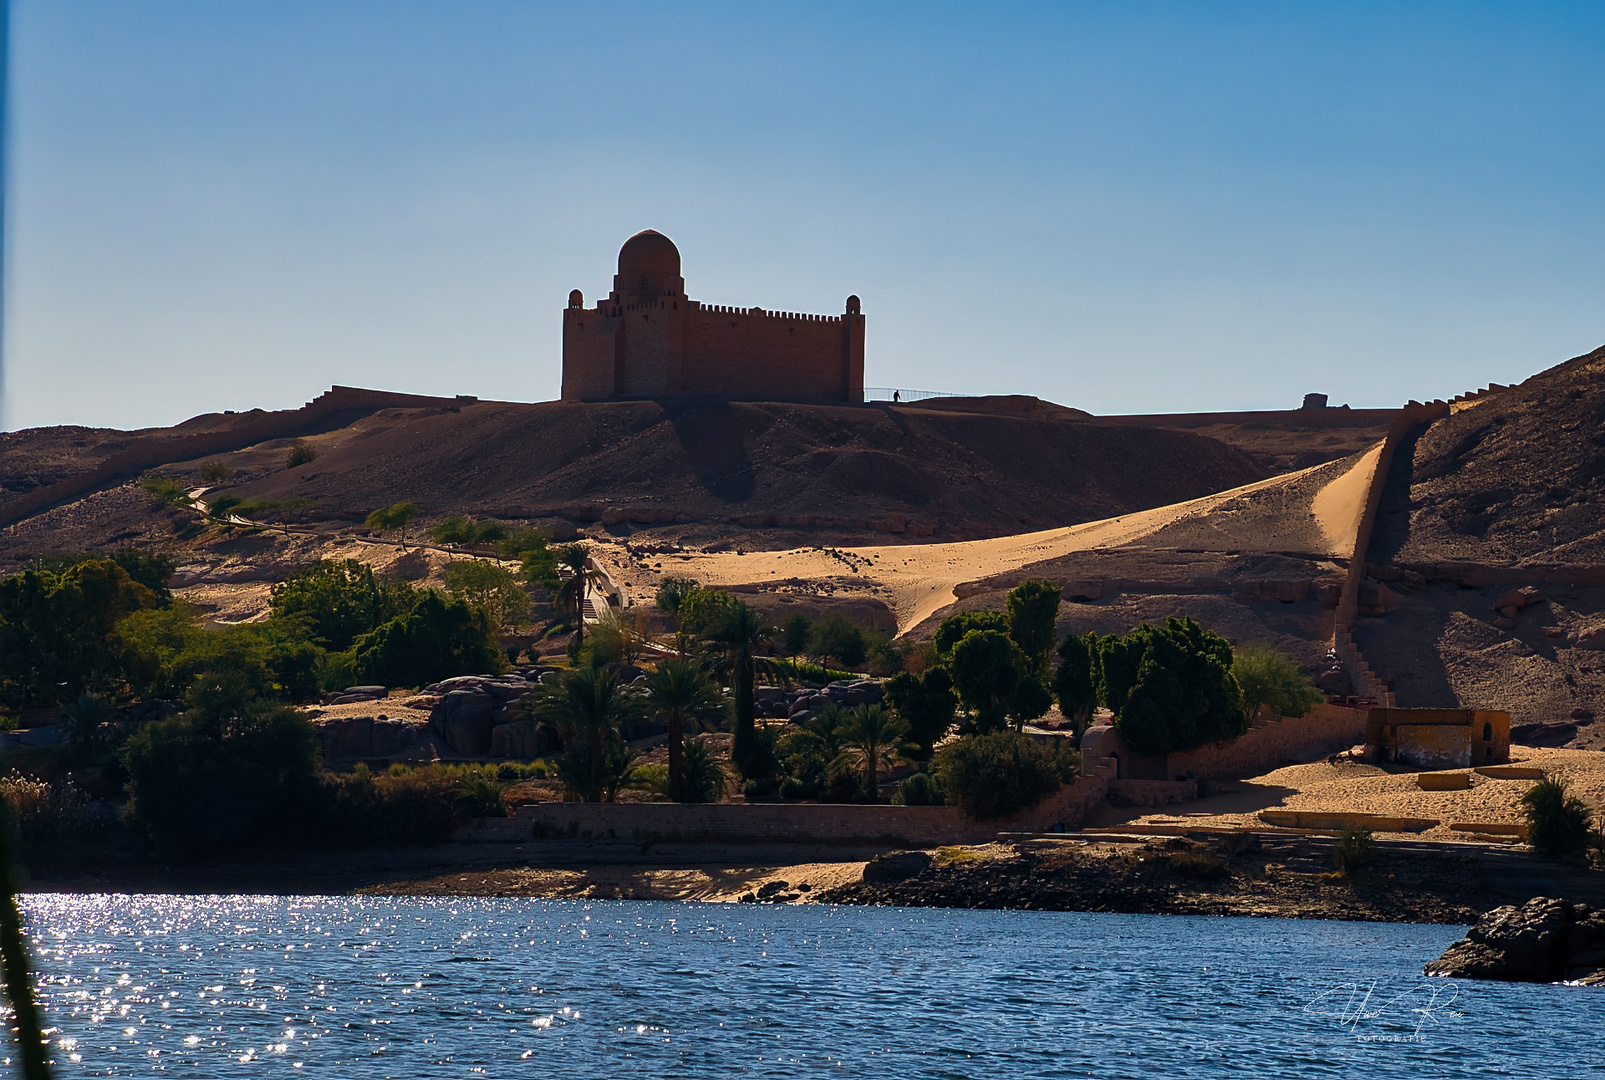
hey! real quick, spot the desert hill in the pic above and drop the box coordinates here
[1369,344,1605,568]
[0,392,1339,567]
[624,346,1605,742]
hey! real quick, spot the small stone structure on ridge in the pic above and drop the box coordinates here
[561,230,865,403]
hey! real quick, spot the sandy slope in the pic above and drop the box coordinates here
[1103,745,1605,843]
[364,860,867,902]
[617,439,1386,634]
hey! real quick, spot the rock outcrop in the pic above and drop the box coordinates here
[861,850,933,884]
[1425,896,1605,984]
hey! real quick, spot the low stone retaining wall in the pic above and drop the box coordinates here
[1108,778,1197,807]
[1082,704,1368,784]
[461,757,1122,847]
[470,802,997,847]
[1166,703,1367,780]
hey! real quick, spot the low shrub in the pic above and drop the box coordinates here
[1523,778,1592,859]
[1165,851,1230,881]
[455,774,509,819]
[321,765,459,845]
[121,684,322,857]
[892,772,944,806]
[0,773,112,863]
[1333,827,1376,874]
[931,732,1080,821]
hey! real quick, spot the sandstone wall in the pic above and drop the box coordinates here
[463,754,1119,847]
[681,305,860,402]
[1079,704,1367,783]
[489,801,996,846]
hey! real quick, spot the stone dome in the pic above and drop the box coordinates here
[617,229,681,277]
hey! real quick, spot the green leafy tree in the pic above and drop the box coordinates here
[1007,676,1054,730]
[644,658,724,801]
[350,591,502,687]
[427,515,509,549]
[492,526,553,560]
[675,586,738,638]
[947,629,1029,734]
[893,772,944,806]
[932,731,1080,821]
[110,549,177,601]
[835,704,909,802]
[884,667,958,759]
[445,559,531,631]
[533,665,646,802]
[365,501,421,549]
[519,545,560,594]
[1052,631,1099,737]
[933,610,1009,659]
[1006,580,1062,675]
[117,604,325,703]
[655,577,702,624]
[1099,616,1244,756]
[205,494,242,523]
[781,613,813,656]
[270,560,416,652]
[707,600,776,779]
[808,613,868,671]
[587,606,656,666]
[0,560,160,705]
[121,673,321,856]
[1522,778,1592,859]
[1232,643,1324,722]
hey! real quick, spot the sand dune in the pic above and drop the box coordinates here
[612,439,1386,634]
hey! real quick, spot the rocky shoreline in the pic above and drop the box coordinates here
[816,835,1605,924]
[23,834,1605,925]
[1426,896,1605,983]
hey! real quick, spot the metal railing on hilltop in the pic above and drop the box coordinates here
[864,387,965,403]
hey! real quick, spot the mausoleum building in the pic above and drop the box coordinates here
[561,230,865,403]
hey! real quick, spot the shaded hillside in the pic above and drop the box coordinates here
[0,397,1268,564]
[1348,344,1605,733]
[1370,343,1605,567]
[1089,405,1398,473]
[202,398,1268,543]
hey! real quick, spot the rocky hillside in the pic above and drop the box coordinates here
[0,397,1273,566]
[1371,343,1605,568]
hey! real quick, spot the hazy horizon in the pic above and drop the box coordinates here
[4,1,1604,431]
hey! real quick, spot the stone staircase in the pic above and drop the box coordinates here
[1334,629,1395,706]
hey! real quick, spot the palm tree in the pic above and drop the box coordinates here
[835,704,910,803]
[532,664,644,802]
[553,544,602,648]
[592,605,657,666]
[644,658,724,802]
[677,736,729,803]
[707,600,776,779]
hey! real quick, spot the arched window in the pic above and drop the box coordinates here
[1482,722,1493,741]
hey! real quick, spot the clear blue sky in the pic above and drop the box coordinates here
[4,1,1603,430]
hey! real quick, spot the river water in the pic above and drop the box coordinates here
[13,894,1598,1077]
